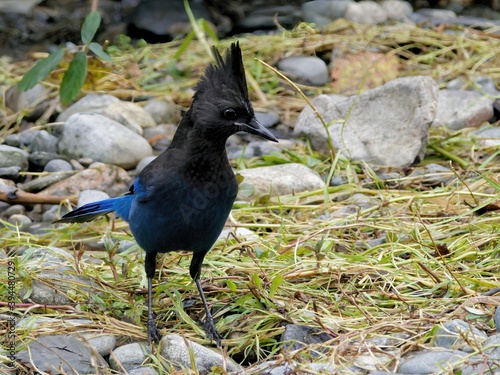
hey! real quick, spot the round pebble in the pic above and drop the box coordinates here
[77,190,111,207]
[44,159,73,172]
[8,214,32,228]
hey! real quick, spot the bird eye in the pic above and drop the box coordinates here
[223,108,237,120]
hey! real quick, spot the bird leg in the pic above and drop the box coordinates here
[195,278,222,347]
[147,277,162,343]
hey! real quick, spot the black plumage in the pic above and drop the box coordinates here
[57,42,278,345]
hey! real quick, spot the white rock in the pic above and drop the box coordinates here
[159,334,243,373]
[102,101,157,134]
[57,93,120,122]
[237,163,324,200]
[277,56,329,86]
[433,89,493,130]
[58,113,153,169]
[294,76,439,167]
[345,1,388,24]
[380,0,413,21]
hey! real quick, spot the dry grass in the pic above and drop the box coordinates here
[1,19,500,373]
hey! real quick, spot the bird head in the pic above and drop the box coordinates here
[190,42,278,143]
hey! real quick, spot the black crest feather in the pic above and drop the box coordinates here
[196,42,249,100]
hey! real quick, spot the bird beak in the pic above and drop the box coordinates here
[237,118,278,142]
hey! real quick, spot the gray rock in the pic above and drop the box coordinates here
[29,151,68,169]
[102,100,157,134]
[135,156,156,174]
[0,145,29,170]
[130,0,209,37]
[109,342,152,371]
[117,240,138,254]
[253,361,294,375]
[143,124,177,151]
[354,349,400,371]
[380,0,413,21]
[44,159,73,172]
[450,75,500,97]
[228,140,282,159]
[483,334,500,360]
[474,76,500,96]
[143,98,180,124]
[236,5,301,30]
[434,319,487,352]
[83,333,116,357]
[406,163,454,186]
[18,171,73,192]
[281,324,333,353]
[415,8,457,20]
[42,205,67,222]
[159,334,243,373]
[237,163,324,200]
[433,89,494,130]
[7,214,32,228]
[218,227,259,243]
[294,76,438,167]
[0,166,21,180]
[0,363,15,375]
[40,163,132,197]
[127,367,159,375]
[302,0,353,26]
[255,111,280,128]
[17,334,109,374]
[496,305,500,332]
[15,129,58,153]
[345,1,388,24]
[294,93,346,151]
[77,189,110,207]
[4,134,20,147]
[399,349,468,373]
[21,247,98,305]
[277,56,329,86]
[26,270,97,305]
[1,204,26,218]
[57,93,121,122]
[30,130,59,153]
[58,113,153,169]
[4,83,49,112]
[473,126,500,147]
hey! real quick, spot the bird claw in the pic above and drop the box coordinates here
[202,318,222,347]
[147,318,162,344]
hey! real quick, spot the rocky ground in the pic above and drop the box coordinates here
[2,0,500,374]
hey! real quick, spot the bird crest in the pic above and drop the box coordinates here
[196,42,249,101]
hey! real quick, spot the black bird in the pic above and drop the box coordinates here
[56,42,278,345]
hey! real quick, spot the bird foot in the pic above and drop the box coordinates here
[147,318,162,344]
[202,318,222,347]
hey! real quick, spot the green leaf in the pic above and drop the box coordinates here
[269,274,282,298]
[81,11,101,44]
[226,279,237,293]
[17,48,64,91]
[60,52,87,106]
[88,42,112,61]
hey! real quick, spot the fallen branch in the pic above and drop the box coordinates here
[0,188,77,205]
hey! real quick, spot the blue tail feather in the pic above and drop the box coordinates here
[56,196,133,223]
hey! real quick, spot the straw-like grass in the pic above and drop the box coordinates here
[1,19,500,373]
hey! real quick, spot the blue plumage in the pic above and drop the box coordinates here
[56,42,277,345]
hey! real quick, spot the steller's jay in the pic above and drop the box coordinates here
[56,42,278,345]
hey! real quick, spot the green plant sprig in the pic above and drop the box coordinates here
[17,11,112,106]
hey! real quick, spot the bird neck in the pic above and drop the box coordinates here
[170,109,230,158]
